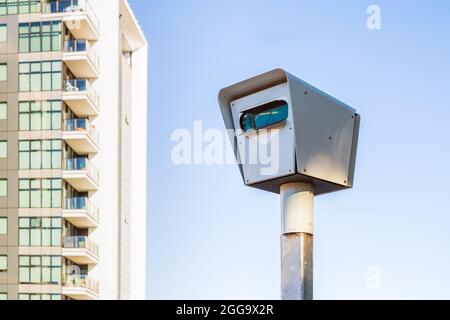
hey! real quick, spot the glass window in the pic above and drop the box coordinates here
[0,293,6,300]
[0,217,6,234]
[0,255,6,272]
[0,179,7,197]
[19,255,61,284]
[0,0,6,16]
[18,21,62,53]
[19,293,61,300]
[19,61,61,92]
[0,141,6,158]
[0,0,41,15]
[19,178,61,208]
[19,139,61,169]
[19,217,61,247]
[7,0,18,15]
[0,24,6,42]
[0,102,6,120]
[0,63,7,81]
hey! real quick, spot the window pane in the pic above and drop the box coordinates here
[52,72,61,90]
[52,151,61,169]
[42,73,51,91]
[30,34,40,52]
[52,267,61,284]
[30,229,40,246]
[19,113,30,131]
[30,73,41,91]
[19,36,29,52]
[0,102,7,120]
[0,179,7,196]
[19,74,30,91]
[42,229,50,246]
[30,189,41,207]
[0,24,6,42]
[42,151,50,169]
[42,267,50,282]
[43,35,51,52]
[19,229,29,246]
[19,152,30,169]
[0,217,6,234]
[7,0,17,15]
[30,150,41,169]
[42,112,51,130]
[0,256,7,271]
[19,268,29,283]
[52,112,61,130]
[52,33,61,51]
[52,229,61,246]
[0,141,7,158]
[0,64,7,81]
[18,0,29,14]
[52,190,61,208]
[19,190,29,208]
[42,190,51,208]
[30,266,40,283]
[19,217,29,228]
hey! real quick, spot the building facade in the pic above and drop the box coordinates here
[0,0,148,300]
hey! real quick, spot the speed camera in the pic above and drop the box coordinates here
[218,69,360,195]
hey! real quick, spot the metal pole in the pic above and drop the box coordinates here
[280,183,314,300]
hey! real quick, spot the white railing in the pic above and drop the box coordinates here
[65,118,100,147]
[65,157,99,184]
[41,0,100,34]
[63,274,99,293]
[64,78,99,108]
[64,236,99,257]
[64,39,100,72]
[65,197,99,222]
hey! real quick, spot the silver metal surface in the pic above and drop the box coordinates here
[218,68,360,195]
[281,233,313,300]
[281,183,314,235]
[230,83,295,185]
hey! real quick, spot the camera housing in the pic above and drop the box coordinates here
[218,69,360,195]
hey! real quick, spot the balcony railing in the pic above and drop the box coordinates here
[65,158,99,183]
[65,197,99,221]
[64,236,99,257]
[64,79,99,107]
[64,40,100,71]
[65,118,99,146]
[63,274,99,294]
[42,0,100,33]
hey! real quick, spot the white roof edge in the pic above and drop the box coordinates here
[120,0,148,51]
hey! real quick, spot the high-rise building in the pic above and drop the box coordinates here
[0,0,148,300]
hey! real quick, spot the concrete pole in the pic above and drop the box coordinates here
[280,183,314,300]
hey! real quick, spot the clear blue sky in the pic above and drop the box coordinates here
[129,0,450,299]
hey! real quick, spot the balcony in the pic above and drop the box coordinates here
[63,158,99,192]
[42,0,100,40]
[62,236,99,265]
[63,197,99,229]
[63,119,99,155]
[63,40,100,79]
[62,274,99,300]
[63,79,99,117]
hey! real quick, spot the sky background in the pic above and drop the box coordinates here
[129,0,450,299]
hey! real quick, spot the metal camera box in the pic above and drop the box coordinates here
[218,69,360,195]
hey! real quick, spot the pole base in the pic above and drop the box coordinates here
[281,233,313,300]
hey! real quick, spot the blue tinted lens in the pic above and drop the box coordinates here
[240,101,288,132]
